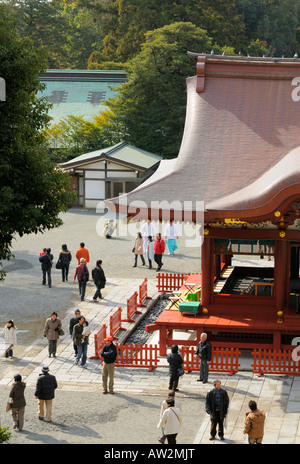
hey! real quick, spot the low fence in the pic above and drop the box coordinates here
[252,348,300,376]
[122,291,142,323]
[90,323,107,359]
[138,277,151,307]
[110,307,126,340]
[115,342,160,371]
[180,346,240,376]
[156,272,191,293]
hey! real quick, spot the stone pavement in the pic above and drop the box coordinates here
[1,277,300,444]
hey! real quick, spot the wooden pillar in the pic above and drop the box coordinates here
[201,236,212,307]
[275,239,289,311]
[290,246,299,279]
[215,253,221,279]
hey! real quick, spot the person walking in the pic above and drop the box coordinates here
[69,309,82,356]
[167,345,184,392]
[34,366,57,423]
[74,257,89,301]
[205,380,229,441]
[73,316,87,367]
[57,244,72,282]
[243,400,266,444]
[0,320,17,359]
[92,259,106,302]
[195,332,212,383]
[100,336,117,394]
[158,390,182,444]
[154,233,165,271]
[133,232,146,267]
[145,236,155,269]
[164,220,179,255]
[39,248,53,288]
[141,219,157,252]
[9,374,26,432]
[43,312,62,358]
[157,398,182,445]
[75,320,91,369]
[75,242,90,265]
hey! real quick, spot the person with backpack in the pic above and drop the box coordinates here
[74,258,89,301]
[39,248,53,288]
[92,260,106,302]
[57,243,72,282]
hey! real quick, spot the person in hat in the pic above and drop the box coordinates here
[34,366,57,422]
[9,374,26,432]
[100,336,117,394]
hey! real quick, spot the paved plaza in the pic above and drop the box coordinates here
[0,209,300,445]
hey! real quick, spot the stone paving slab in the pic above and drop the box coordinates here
[1,277,300,444]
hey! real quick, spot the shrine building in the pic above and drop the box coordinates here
[106,54,300,353]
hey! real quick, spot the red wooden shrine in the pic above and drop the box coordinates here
[107,54,300,353]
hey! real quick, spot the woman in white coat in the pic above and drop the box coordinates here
[157,398,182,444]
[0,320,17,359]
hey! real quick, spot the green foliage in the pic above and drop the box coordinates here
[0,4,76,279]
[100,22,220,158]
[0,426,12,443]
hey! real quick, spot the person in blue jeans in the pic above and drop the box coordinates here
[75,320,90,368]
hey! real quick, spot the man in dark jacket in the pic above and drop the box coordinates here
[69,309,82,356]
[92,260,106,302]
[205,380,229,440]
[195,332,212,383]
[39,248,53,288]
[100,336,117,394]
[34,366,57,422]
[167,345,184,391]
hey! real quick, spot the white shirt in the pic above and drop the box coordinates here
[141,222,156,237]
[164,223,178,239]
[157,406,182,435]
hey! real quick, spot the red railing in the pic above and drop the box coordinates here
[156,272,191,293]
[90,323,107,359]
[180,346,241,376]
[110,342,160,371]
[110,307,126,340]
[138,278,151,307]
[122,291,142,322]
[252,348,300,376]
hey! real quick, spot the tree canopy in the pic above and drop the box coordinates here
[0,4,75,279]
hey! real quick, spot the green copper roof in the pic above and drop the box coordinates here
[61,142,162,170]
[38,69,127,126]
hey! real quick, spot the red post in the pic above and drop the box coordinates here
[110,307,126,340]
[138,278,151,307]
[122,291,141,322]
[90,323,107,359]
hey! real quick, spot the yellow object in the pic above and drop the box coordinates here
[202,307,208,314]
[277,311,283,318]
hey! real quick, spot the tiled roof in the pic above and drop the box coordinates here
[38,70,127,125]
[61,142,162,170]
[106,55,300,222]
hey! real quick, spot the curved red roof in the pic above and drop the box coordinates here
[106,55,300,222]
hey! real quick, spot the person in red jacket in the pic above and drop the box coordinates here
[154,233,165,271]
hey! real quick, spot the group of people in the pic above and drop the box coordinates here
[162,333,266,444]
[7,365,58,431]
[3,319,266,443]
[132,220,179,271]
[39,242,106,303]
